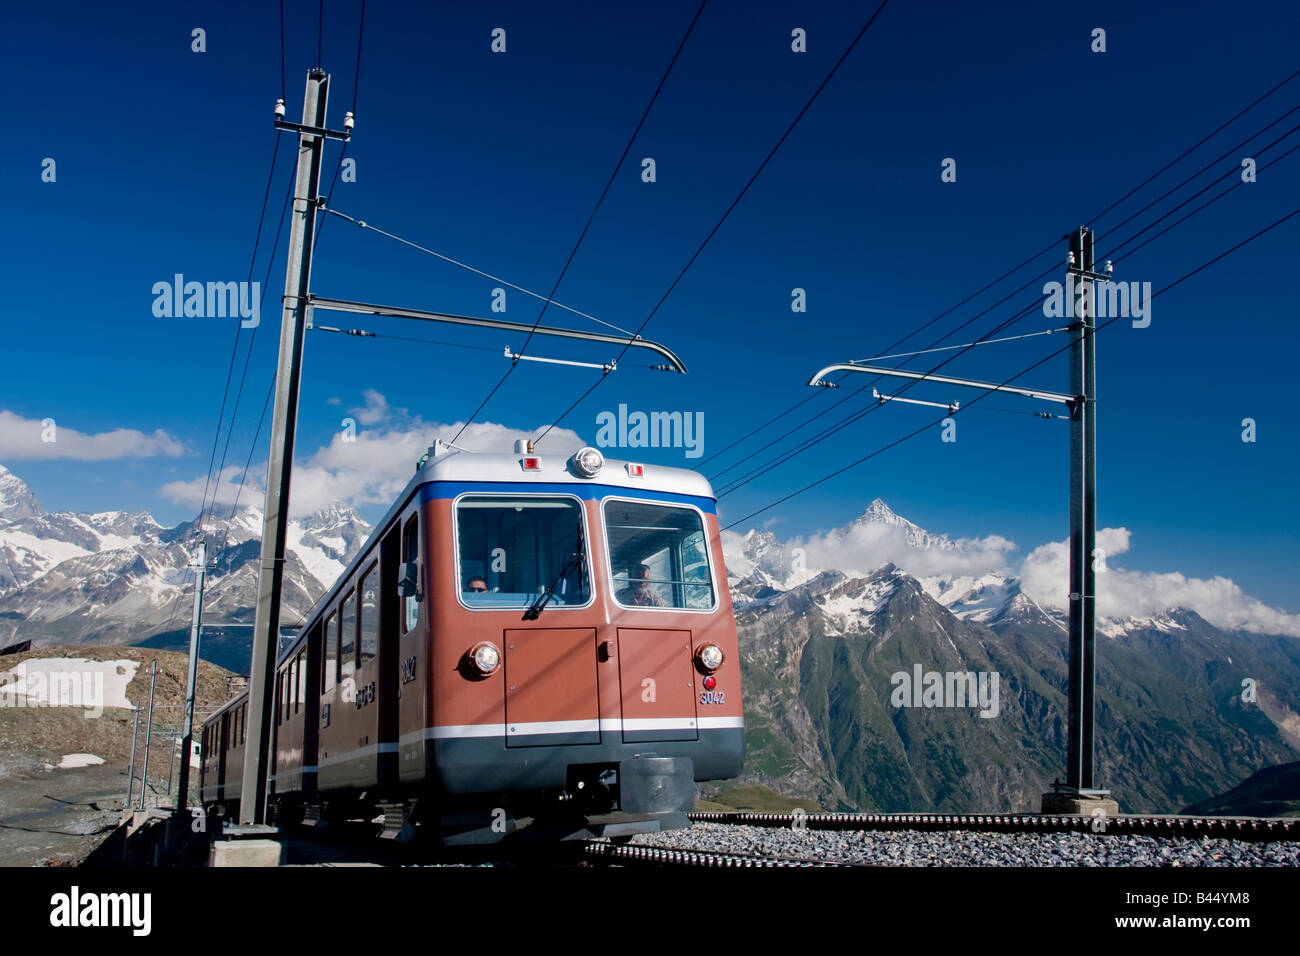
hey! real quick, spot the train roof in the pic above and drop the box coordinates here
[275,443,717,665]
[416,443,716,498]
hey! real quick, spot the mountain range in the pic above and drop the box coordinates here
[720,501,1300,813]
[3,463,1297,813]
[0,464,371,666]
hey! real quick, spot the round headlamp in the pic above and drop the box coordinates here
[695,643,724,671]
[571,447,604,478]
[470,642,501,675]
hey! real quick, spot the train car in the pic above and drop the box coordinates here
[204,440,744,842]
[199,694,248,818]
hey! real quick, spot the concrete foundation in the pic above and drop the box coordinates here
[1041,792,1120,817]
[210,838,285,867]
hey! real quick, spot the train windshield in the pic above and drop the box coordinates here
[605,500,716,611]
[456,496,590,608]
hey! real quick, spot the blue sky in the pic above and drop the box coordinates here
[2,1,1299,613]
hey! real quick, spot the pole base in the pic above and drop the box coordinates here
[1041,788,1119,816]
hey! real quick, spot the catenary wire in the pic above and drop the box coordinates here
[721,206,1300,530]
[532,0,894,446]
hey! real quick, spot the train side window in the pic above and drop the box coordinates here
[340,589,357,682]
[359,563,378,666]
[295,649,304,714]
[402,515,419,633]
[323,612,337,693]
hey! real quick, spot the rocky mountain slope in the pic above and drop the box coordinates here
[724,502,1300,814]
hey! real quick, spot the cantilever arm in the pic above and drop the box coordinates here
[807,363,1077,406]
[309,296,687,373]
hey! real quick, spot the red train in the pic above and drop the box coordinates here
[201,441,744,842]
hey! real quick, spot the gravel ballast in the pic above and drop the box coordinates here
[629,821,1300,866]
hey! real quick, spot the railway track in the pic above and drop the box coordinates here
[688,811,1300,841]
[580,840,848,868]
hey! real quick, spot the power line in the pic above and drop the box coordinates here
[533,0,893,446]
[205,168,297,544]
[191,137,286,544]
[849,328,1071,364]
[448,0,710,444]
[318,207,634,335]
[721,205,1300,530]
[700,71,1300,476]
[312,0,366,250]
[707,102,1300,490]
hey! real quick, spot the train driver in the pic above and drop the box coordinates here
[465,575,489,594]
[617,564,666,607]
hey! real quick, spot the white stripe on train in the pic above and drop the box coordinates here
[295,717,744,770]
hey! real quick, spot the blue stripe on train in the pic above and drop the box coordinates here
[420,481,717,514]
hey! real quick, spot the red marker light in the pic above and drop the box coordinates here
[523,457,541,470]
[627,463,644,477]
[703,675,717,690]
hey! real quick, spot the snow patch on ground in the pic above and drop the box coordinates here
[57,753,105,769]
[0,657,139,709]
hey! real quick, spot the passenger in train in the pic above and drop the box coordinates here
[465,576,489,593]
[617,564,666,607]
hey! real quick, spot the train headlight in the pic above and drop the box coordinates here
[470,642,501,675]
[695,643,724,671]
[570,447,604,478]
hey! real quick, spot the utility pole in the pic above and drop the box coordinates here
[1061,226,1108,807]
[805,225,1117,816]
[241,69,351,824]
[126,704,140,809]
[176,541,208,812]
[140,660,157,809]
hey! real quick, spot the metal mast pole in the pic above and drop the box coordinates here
[140,659,158,809]
[126,704,140,809]
[176,540,207,811]
[1065,226,1099,793]
[241,69,331,823]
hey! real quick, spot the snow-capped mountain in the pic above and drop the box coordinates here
[0,465,372,649]
[722,497,1286,642]
[725,498,1016,617]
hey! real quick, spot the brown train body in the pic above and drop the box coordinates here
[201,444,744,842]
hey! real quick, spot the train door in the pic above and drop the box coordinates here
[397,509,426,783]
[605,499,711,743]
[377,523,401,788]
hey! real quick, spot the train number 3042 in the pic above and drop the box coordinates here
[699,691,726,705]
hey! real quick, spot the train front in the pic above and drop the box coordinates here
[412,444,744,842]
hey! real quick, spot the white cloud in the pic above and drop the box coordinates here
[1020,527,1300,637]
[159,392,585,520]
[348,389,392,426]
[0,410,184,461]
[795,522,1018,581]
[286,416,584,518]
[160,465,262,510]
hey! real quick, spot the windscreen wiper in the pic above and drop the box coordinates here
[523,526,585,621]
